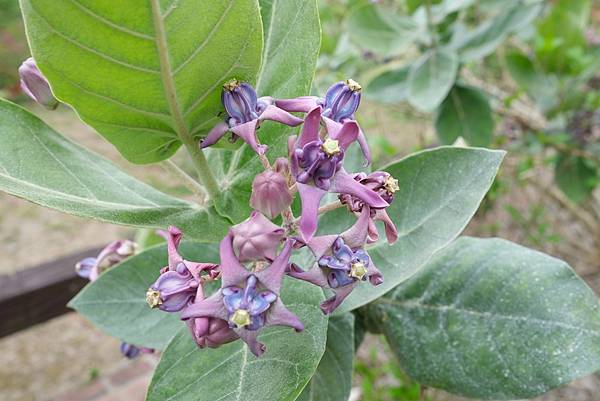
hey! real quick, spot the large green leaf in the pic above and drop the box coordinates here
[371,237,600,399]
[0,99,228,241]
[365,65,410,104]
[406,49,458,112]
[146,277,328,401]
[435,84,494,147]
[346,3,417,56]
[297,314,355,401]
[555,154,599,204]
[452,1,542,62]
[69,241,219,350]
[335,147,504,313]
[212,0,321,223]
[20,0,263,163]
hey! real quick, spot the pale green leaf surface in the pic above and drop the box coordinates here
[213,0,321,223]
[347,3,417,56]
[0,99,229,241]
[365,66,410,104]
[69,241,220,350]
[407,49,458,112]
[435,85,494,147]
[297,314,355,401]
[335,147,504,313]
[20,0,263,163]
[371,237,600,399]
[146,277,328,401]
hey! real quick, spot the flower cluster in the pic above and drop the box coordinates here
[147,79,400,356]
[75,240,153,359]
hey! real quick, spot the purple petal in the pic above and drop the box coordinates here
[356,127,372,166]
[296,107,322,148]
[256,239,294,292]
[331,170,389,209]
[230,119,267,155]
[266,299,304,332]
[201,121,229,149]
[328,120,359,151]
[374,209,398,244]
[275,96,319,113]
[341,206,371,249]
[181,292,228,321]
[219,232,250,287]
[287,263,330,287]
[320,284,356,315]
[236,329,265,357]
[297,183,326,241]
[367,259,384,286]
[307,235,338,260]
[157,226,184,270]
[259,104,303,126]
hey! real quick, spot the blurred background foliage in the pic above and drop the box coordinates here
[1,0,599,399]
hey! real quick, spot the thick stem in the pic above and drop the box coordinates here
[150,0,219,200]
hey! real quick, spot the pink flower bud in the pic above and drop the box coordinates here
[18,57,59,110]
[250,169,293,219]
[231,211,285,262]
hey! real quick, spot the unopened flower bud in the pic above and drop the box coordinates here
[250,169,293,219]
[187,316,239,348]
[231,211,285,262]
[75,257,96,280]
[18,57,59,110]
[120,342,141,359]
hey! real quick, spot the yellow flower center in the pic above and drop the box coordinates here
[231,309,251,328]
[346,78,362,92]
[321,138,341,156]
[384,175,399,194]
[350,261,368,280]
[223,79,241,92]
[146,289,162,309]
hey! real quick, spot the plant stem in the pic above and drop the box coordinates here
[150,0,219,200]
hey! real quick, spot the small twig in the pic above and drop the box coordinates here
[160,160,207,203]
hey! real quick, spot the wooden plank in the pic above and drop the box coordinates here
[0,246,103,337]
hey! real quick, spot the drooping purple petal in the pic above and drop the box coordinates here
[328,120,359,151]
[259,104,303,126]
[266,299,304,332]
[331,170,389,210]
[230,119,267,155]
[255,239,294,292]
[275,96,319,113]
[320,284,356,315]
[297,183,326,241]
[201,122,229,149]
[296,107,322,148]
[157,226,183,271]
[219,232,251,287]
[181,292,228,321]
[341,206,371,248]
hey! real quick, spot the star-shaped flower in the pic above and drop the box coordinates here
[181,233,303,356]
[288,207,383,314]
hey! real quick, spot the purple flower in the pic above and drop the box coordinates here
[181,233,303,357]
[339,171,399,244]
[146,226,219,312]
[230,211,286,262]
[288,207,383,314]
[18,57,59,110]
[75,240,137,282]
[119,342,154,359]
[290,107,389,241]
[202,80,303,155]
[277,79,371,164]
[250,159,293,219]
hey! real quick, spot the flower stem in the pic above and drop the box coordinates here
[181,138,220,200]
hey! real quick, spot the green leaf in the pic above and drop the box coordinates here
[146,277,328,401]
[69,241,220,350]
[212,0,321,223]
[336,147,505,313]
[297,314,355,401]
[555,154,598,203]
[365,65,410,104]
[406,49,458,112]
[371,236,600,399]
[453,2,542,62]
[0,99,228,241]
[435,84,494,147]
[504,50,558,111]
[346,3,417,56]
[20,0,263,163]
